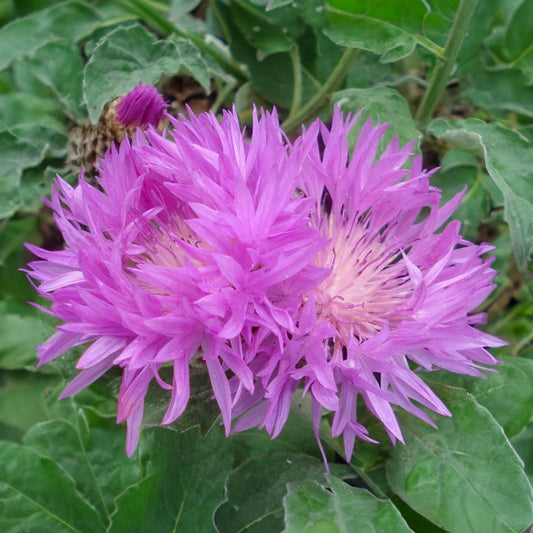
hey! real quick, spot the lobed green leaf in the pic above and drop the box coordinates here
[428,118,533,272]
[0,440,106,532]
[0,0,103,71]
[386,385,533,533]
[283,477,414,533]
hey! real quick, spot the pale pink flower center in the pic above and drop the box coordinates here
[315,216,411,341]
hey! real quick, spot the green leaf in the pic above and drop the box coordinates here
[230,0,296,56]
[214,453,342,533]
[0,440,105,532]
[170,0,202,18]
[0,93,64,131]
[332,87,421,148]
[0,301,54,370]
[430,156,491,241]
[0,0,103,71]
[0,131,48,219]
[0,217,40,302]
[0,371,59,431]
[471,357,533,438]
[512,422,533,484]
[426,356,533,439]
[24,410,142,525]
[284,477,414,533]
[13,40,86,122]
[386,385,533,533]
[428,118,533,272]
[502,0,533,84]
[172,37,212,92]
[466,67,533,119]
[83,24,184,122]
[109,426,233,533]
[325,0,434,62]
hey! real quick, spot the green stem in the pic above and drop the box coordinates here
[119,0,249,82]
[286,45,303,122]
[281,47,358,132]
[415,0,478,129]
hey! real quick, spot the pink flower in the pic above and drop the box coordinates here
[27,103,503,460]
[116,83,166,128]
[26,107,325,455]
[232,110,504,461]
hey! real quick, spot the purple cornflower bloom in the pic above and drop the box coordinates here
[26,103,503,459]
[116,83,166,128]
[231,110,504,461]
[26,108,325,455]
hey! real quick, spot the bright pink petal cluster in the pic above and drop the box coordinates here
[27,98,503,458]
[116,83,166,128]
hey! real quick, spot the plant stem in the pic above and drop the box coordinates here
[415,0,478,129]
[286,45,303,122]
[119,0,249,82]
[281,47,358,133]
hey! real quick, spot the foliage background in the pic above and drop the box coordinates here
[0,0,532,531]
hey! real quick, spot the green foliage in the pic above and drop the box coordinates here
[110,426,233,533]
[386,385,533,533]
[84,24,185,122]
[332,87,421,147]
[428,119,533,272]
[214,453,347,533]
[0,1,103,71]
[1,1,532,532]
[0,441,106,532]
[284,477,413,533]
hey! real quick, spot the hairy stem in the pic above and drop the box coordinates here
[415,0,478,129]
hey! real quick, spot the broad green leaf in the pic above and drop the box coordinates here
[512,423,533,484]
[0,371,59,431]
[284,477,413,533]
[172,37,212,92]
[332,87,421,148]
[109,426,232,533]
[0,217,40,302]
[426,356,533,438]
[0,131,47,219]
[214,453,345,533]
[471,357,533,438]
[0,301,53,370]
[13,40,86,121]
[428,118,533,272]
[0,93,63,131]
[466,67,533,119]
[0,440,105,532]
[430,156,491,241]
[0,0,103,71]
[230,0,296,55]
[325,0,434,62]
[386,385,533,533]
[24,410,141,525]
[83,24,184,122]
[502,0,533,84]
